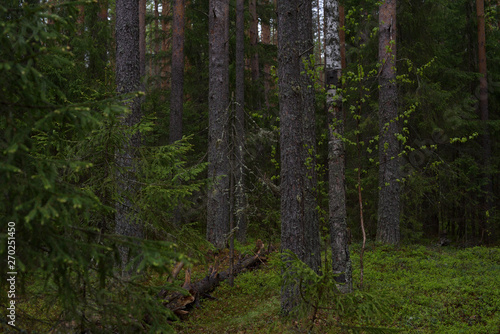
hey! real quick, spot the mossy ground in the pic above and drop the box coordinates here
[174,244,500,333]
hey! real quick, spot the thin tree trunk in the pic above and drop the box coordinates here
[207,0,230,249]
[325,0,352,294]
[476,0,492,242]
[278,0,306,314]
[376,0,400,245]
[139,0,146,79]
[170,0,185,143]
[299,0,321,274]
[115,0,143,274]
[161,0,171,91]
[261,1,271,111]
[154,0,160,83]
[249,0,259,83]
[235,0,247,243]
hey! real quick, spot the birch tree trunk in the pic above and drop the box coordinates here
[115,0,143,274]
[207,0,230,249]
[324,0,352,294]
[376,0,401,245]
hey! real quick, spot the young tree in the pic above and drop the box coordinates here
[299,0,321,274]
[170,0,185,144]
[207,0,230,249]
[235,0,247,242]
[324,0,352,293]
[115,0,143,271]
[376,0,400,244]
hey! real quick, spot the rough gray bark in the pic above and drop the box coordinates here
[207,0,230,249]
[476,0,492,240]
[139,0,146,79]
[299,0,321,274]
[235,0,247,243]
[170,0,185,143]
[115,0,143,272]
[377,0,400,245]
[278,0,307,313]
[324,0,352,294]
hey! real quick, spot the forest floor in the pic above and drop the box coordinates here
[174,242,500,334]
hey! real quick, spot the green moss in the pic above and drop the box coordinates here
[178,245,500,333]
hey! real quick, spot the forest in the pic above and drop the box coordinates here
[1,0,500,332]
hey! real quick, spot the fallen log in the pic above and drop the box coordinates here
[158,241,268,316]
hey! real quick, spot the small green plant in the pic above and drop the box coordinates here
[280,250,394,333]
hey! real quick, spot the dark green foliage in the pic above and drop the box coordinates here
[280,250,394,333]
[0,2,202,332]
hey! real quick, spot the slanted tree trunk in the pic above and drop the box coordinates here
[299,0,321,274]
[324,0,352,294]
[115,0,143,273]
[170,0,185,144]
[207,0,230,249]
[376,0,400,245]
[235,0,247,243]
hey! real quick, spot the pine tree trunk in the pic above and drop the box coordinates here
[235,0,247,243]
[299,0,321,274]
[154,0,160,83]
[139,0,146,79]
[278,0,306,313]
[161,0,170,91]
[476,0,492,241]
[261,0,271,111]
[249,0,259,83]
[377,0,400,245]
[170,0,185,143]
[207,0,230,249]
[324,0,352,294]
[115,0,143,273]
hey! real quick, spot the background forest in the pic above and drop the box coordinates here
[1,0,500,332]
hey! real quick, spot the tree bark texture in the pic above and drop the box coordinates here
[278,0,307,313]
[377,0,400,245]
[207,0,230,249]
[324,0,352,294]
[170,0,185,144]
[476,0,492,235]
[139,0,146,79]
[161,0,171,91]
[235,0,247,243]
[154,0,160,82]
[249,0,260,83]
[299,0,321,274]
[115,0,143,272]
[261,0,271,111]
